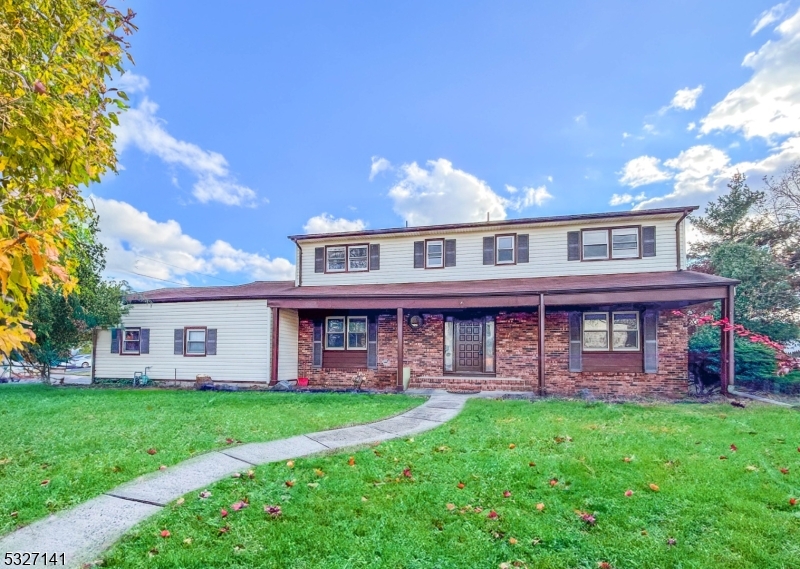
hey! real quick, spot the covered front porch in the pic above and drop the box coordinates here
[268,271,739,397]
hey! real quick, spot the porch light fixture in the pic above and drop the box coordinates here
[408,315,423,329]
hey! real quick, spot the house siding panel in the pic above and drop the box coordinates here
[298,216,682,286]
[94,300,271,383]
[277,308,299,381]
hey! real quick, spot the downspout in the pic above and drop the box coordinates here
[296,242,303,287]
[675,210,690,271]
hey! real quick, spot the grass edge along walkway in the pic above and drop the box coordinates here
[0,392,471,569]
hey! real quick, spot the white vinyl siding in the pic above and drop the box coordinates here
[298,215,683,286]
[277,308,299,381]
[95,300,271,383]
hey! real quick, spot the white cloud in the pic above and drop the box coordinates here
[609,192,647,206]
[687,122,697,132]
[369,156,391,181]
[574,113,587,125]
[115,86,258,207]
[664,85,704,112]
[92,197,293,290]
[386,159,551,226]
[752,2,790,35]
[303,213,367,234]
[701,8,800,140]
[114,72,149,94]
[547,175,553,182]
[618,156,672,188]
[622,132,632,139]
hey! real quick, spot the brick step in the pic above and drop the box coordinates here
[410,376,533,392]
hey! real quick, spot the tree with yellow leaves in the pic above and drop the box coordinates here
[0,0,136,354]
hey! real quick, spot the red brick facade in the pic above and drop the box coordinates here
[297,309,688,397]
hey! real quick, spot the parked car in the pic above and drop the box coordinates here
[69,353,92,368]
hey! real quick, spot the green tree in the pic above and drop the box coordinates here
[22,215,129,383]
[0,0,136,355]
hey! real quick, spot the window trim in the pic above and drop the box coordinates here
[325,316,346,350]
[324,243,371,273]
[346,316,368,351]
[424,238,445,269]
[581,311,642,353]
[495,233,516,266]
[120,327,141,356]
[184,326,208,357]
[580,226,642,262]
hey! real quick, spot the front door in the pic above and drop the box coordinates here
[455,319,483,372]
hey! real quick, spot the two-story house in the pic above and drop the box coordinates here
[93,206,738,397]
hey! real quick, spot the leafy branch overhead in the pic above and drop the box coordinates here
[0,0,137,354]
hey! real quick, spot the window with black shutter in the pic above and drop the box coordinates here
[369,244,380,270]
[642,226,656,257]
[173,329,184,355]
[567,231,580,261]
[314,247,325,273]
[312,321,323,368]
[517,234,529,263]
[444,239,457,267]
[483,236,495,265]
[413,241,424,268]
[568,312,582,372]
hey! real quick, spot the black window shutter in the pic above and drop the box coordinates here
[642,226,656,257]
[367,317,378,369]
[568,312,582,372]
[314,247,325,273]
[369,244,380,270]
[174,329,184,355]
[517,234,529,263]
[413,241,424,268]
[567,231,581,261]
[643,310,658,373]
[111,328,120,354]
[140,328,150,354]
[206,329,218,355]
[483,236,495,265]
[444,239,457,267]
[312,321,323,368]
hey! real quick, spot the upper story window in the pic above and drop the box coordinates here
[325,316,367,350]
[496,235,515,264]
[581,227,641,260]
[185,328,207,356]
[426,239,444,268]
[324,245,372,273]
[122,328,141,355]
[582,311,640,351]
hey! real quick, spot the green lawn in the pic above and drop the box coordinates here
[104,399,800,569]
[0,384,421,536]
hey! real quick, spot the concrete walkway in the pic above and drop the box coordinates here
[0,392,474,568]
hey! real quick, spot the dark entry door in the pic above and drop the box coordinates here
[455,320,483,372]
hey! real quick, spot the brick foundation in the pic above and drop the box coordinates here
[296,310,688,397]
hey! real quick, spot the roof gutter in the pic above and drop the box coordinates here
[675,209,691,271]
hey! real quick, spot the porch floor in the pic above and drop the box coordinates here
[412,375,533,391]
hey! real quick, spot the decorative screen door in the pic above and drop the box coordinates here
[455,320,483,372]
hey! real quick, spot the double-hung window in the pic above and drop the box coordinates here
[426,239,444,268]
[496,235,515,264]
[326,246,347,272]
[185,328,207,356]
[122,328,141,355]
[582,230,609,260]
[582,312,640,351]
[348,245,369,271]
[611,228,640,259]
[325,316,367,350]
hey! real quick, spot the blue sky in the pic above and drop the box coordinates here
[93,1,800,289]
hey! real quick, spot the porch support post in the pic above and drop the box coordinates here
[724,285,735,393]
[270,306,279,385]
[397,307,404,390]
[538,294,545,395]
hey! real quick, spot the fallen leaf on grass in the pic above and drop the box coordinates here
[529,462,536,467]
[536,503,545,511]
[264,505,282,518]
[402,468,412,478]
[176,498,185,505]
[112,465,122,473]
[780,468,789,475]
[348,456,355,466]
[361,496,368,502]
[232,472,241,478]
[159,465,167,471]
[218,526,230,534]
[487,510,498,519]
[508,443,516,449]
[549,478,558,487]
[576,511,596,525]
[731,400,746,408]
[10,511,18,518]
[719,456,728,460]
[790,498,797,506]
[307,483,319,489]
[286,460,294,469]
[509,537,518,545]
[221,509,228,518]
[247,470,255,479]
[285,480,295,487]
[231,501,248,511]
[199,491,212,499]
[649,484,660,492]
[598,563,612,569]
[183,538,192,545]
[160,530,170,538]
[457,482,465,489]
[746,465,758,472]
[40,480,50,486]
[446,503,456,511]
[623,457,632,463]
[314,469,325,477]
[730,444,738,452]
[147,448,157,455]
[625,490,633,497]
[503,490,512,498]
[667,538,677,546]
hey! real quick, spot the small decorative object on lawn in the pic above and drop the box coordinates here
[264,505,282,518]
[160,530,170,538]
[649,483,660,492]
